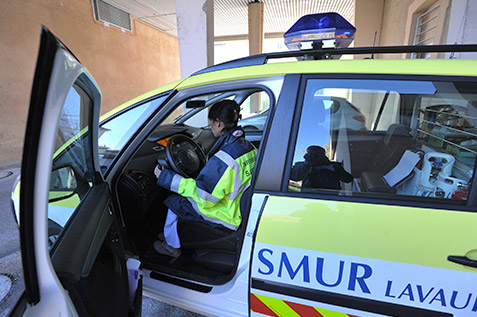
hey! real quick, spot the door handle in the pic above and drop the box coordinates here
[448,249,477,268]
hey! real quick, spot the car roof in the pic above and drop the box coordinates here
[102,45,477,121]
[176,58,477,90]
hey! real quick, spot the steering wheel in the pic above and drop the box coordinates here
[164,134,207,178]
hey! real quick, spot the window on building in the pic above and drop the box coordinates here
[407,0,450,59]
[412,2,440,58]
[92,0,132,32]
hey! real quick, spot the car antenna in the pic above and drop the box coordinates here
[449,43,457,59]
[370,31,377,59]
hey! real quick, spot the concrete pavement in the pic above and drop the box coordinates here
[0,160,23,316]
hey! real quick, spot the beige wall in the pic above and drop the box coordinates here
[355,0,454,52]
[380,0,415,46]
[354,0,384,47]
[379,0,453,59]
[353,0,414,58]
[0,0,180,163]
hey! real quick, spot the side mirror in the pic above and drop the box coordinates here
[10,165,82,225]
[49,165,79,203]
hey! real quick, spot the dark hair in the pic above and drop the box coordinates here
[304,145,330,165]
[208,99,241,132]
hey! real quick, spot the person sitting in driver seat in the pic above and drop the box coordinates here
[153,100,257,257]
[291,145,353,191]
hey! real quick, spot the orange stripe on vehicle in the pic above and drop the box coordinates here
[284,300,324,316]
[250,293,279,316]
[251,293,358,317]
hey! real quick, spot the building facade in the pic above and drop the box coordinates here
[1,0,476,164]
[0,0,180,163]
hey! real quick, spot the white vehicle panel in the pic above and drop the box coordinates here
[143,193,269,316]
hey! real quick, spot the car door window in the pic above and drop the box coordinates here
[288,78,476,205]
[48,78,96,248]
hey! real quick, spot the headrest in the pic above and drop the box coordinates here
[384,124,411,146]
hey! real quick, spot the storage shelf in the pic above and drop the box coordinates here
[421,108,477,121]
[417,104,477,158]
[416,117,477,138]
[417,129,476,154]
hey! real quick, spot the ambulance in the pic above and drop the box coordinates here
[11,13,477,316]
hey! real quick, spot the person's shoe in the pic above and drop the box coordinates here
[153,240,181,258]
[157,232,165,242]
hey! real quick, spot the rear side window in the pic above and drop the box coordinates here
[288,78,477,206]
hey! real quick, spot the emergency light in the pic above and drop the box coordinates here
[284,12,356,51]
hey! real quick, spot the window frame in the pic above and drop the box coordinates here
[156,79,281,136]
[404,0,451,59]
[280,73,477,211]
[52,80,96,180]
[106,77,284,190]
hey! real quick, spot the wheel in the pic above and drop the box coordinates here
[164,134,207,178]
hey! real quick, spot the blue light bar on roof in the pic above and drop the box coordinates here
[284,12,356,51]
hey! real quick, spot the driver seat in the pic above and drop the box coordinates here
[176,187,252,273]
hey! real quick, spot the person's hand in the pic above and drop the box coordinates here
[154,165,163,178]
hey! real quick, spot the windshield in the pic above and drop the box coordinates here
[98,94,169,173]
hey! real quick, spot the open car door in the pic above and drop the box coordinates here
[13,27,138,316]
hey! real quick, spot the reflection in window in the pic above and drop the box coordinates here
[48,81,95,249]
[53,84,94,182]
[55,87,83,151]
[289,79,476,205]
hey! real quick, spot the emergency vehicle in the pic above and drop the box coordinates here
[11,12,477,316]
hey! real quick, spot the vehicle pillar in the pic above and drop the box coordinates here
[248,1,264,113]
[175,0,214,78]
